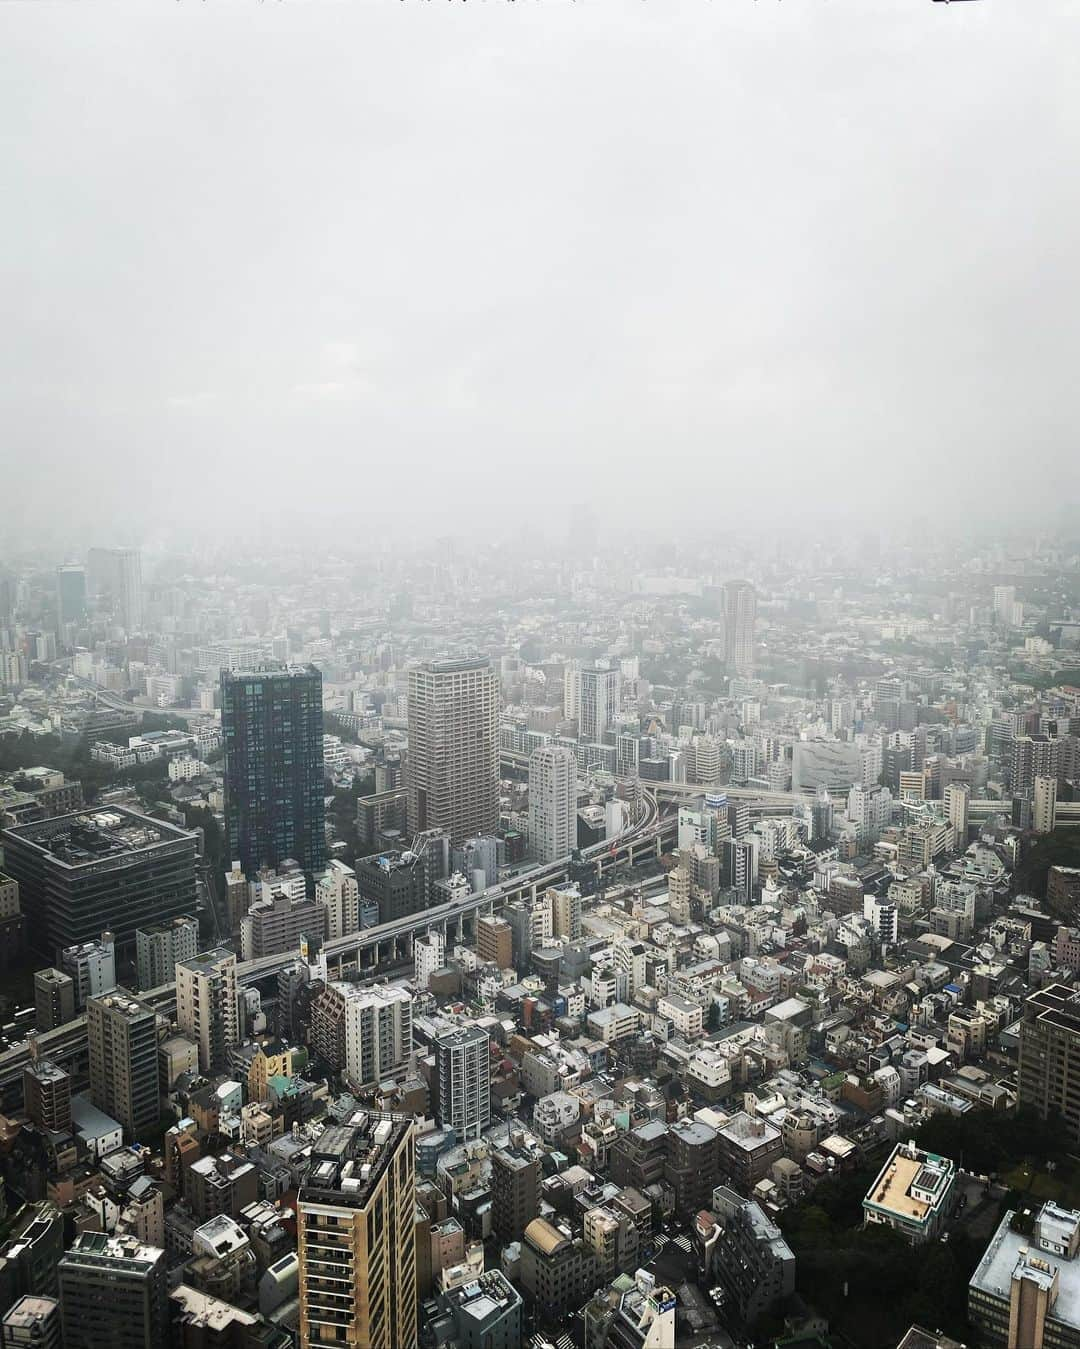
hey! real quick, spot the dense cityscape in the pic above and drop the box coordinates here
[0,534,1078,1349]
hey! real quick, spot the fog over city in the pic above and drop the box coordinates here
[2,0,1079,551]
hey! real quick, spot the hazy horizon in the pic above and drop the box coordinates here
[3,0,1079,551]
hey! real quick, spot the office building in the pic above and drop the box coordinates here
[701,1187,796,1327]
[491,1141,542,1242]
[1034,776,1058,836]
[22,1052,72,1135]
[241,890,327,961]
[87,991,160,1142]
[33,968,75,1032]
[434,1269,522,1349]
[716,1112,783,1189]
[436,1026,490,1142]
[60,933,117,1008]
[583,1270,676,1349]
[1,809,198,956]
[1019,984,1080,1140]
[221,664,327,877]
[1,1296,61,1349]
[355,849,428,925]
[520,1219,596,1321]
[55,564,86,632]
[407,657,499,846]
[665,1118,718,1219]
[88,548,143,632]
[578,666,619,744]
[969,1201,1080,1349]
[862,1140,957,1243]
[176,949,239,1073]
[528,744,576,864]
[475,915,513,968]
[297,1113,417,1349]
[1049,867,1080,924]
[0,1205,65,1304]
[723,580,756,675]
[135,915,198,991]
[58,1232,167,1349]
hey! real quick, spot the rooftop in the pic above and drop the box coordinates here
[299,1112,412,1211]
[971,1204,1080,1330]
[2,807,193,866]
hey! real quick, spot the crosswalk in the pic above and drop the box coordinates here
[653,1232,670,1249]
[672,1232,694,1252]
[555,1337,575,1349]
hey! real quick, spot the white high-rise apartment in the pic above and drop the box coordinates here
[563,659,581,722]
[176,948,239,1072]
[342,983,413,1088]
[314,860,360,940]
[578,665,618,743]
[946,781,970,850]
[1034,776,1058,836]
[723,580,757,676]
[528,744,576,863]
[863,894,899,946]
[414,930,446,989]
[436,1025,491,1141]
[407,657,499,847]
[135,915,198,991]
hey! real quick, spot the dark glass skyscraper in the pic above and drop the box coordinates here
[222,664,326,877]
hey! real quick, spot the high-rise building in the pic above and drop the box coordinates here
[60,933,117,1008]
[87,991,160,1142]
[135,915,199,991]
[58,1232,167,1349]
[297,1113,417,1349]
[22,1051,72,1134]
[1034,776,1058,836]
[176,949,239,1073]
[342,984,413,1090]
[88,548,143,632]
[436,1270,522,1349]
[1,1296,62,1349]
[240,890,328,961]
[702,1187,796,1327]
[221,664,327,878]
[550,883,583,941]
[946,781,970,850]
[436,1026,491,1142]
[475,915,513,969]
[578,666,618,744]
[968,1200,1080,1349]
[528,745,576,864]
[33,968,75,1032]
[55,565,86,634]
[314,861,360,940]
[490,1142,542,1243]
[406,657,499,846]
[1019,984,1080,1140]
[1,810,198,957]
[723,580,756,675]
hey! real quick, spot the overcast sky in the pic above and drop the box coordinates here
[2,1,1078,552]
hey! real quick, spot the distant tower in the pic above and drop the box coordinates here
[723,580,757,676]
[811,785,834,843]
[221,664,326,877]
[406,657,499,847]
[55,565,86,634]
[578,665,618,743]
[528,744,576,864]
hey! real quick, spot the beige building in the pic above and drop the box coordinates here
[406,657,499,847]
[298,1113,417,1349]
[176,949,239,1072]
